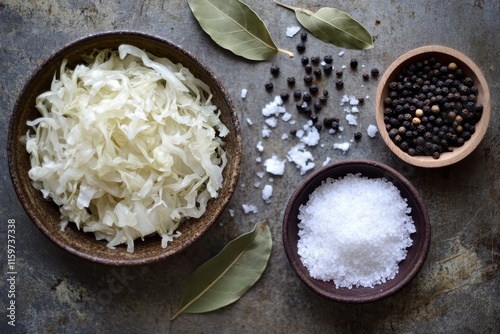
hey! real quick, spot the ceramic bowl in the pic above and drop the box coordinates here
[375,45,490,168]
[8,31,242,265]
[282,159,431,303]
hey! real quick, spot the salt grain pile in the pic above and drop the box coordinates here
[297,174,416,288]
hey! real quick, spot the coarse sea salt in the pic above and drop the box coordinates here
[297,174,415,288]
[286,26,301,37]
[262,184,273,202]
[241,88,248,99]
[287,143,315,175]
[264,156,286,176]
[242,204,258,214]
[333,142,350,153]
[367,124,379,138]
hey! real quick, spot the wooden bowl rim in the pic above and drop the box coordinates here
[375,45,490,168]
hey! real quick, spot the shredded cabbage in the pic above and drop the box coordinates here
[25,44,228,252]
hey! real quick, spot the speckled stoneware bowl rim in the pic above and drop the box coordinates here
[8,31,242,265]
[375,45,490,168]
[282,159,431,303]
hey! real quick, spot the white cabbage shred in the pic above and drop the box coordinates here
[25,44,228,252]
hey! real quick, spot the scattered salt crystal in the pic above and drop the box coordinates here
[341,65,347,69]
[338,50,345,56]
[333,142,350,153]
[264,156,286,176]
[281,133,289,140]
[289,120,296,125]
[256,157,262,163]
[241,88,248,99]
[297,174,415,288]
[367,124,379,138]
[256,171,265,179]
[265,117,278,128]
[262,96,285,117]
[322,157,331,166]
[287,143,315,175]
[328,129,336,135]
[351,106,359,113]
[300,122,320,146]
[246,118,253,125]
[269,177,274,182]
[295,129,304,138]
[282,112,292,122]
[240,183,246,188]
[242,204,258,214]
[256,140,264,152]
[346,114,358,125]
[262,126,271,137]
[338,126,344,131]
[262,184,273,202]
[254,181,261,188]
[228,209,235,217]
[286,26,301,37]
[320,61,326,66]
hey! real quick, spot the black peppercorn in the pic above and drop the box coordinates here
[314,121,323,131]
[311,56,320,64]
[371,68,380,77]
[358,97,365,104]
[293,90,302,100]
[302,93,312,102]
[362,72,370,80]
[331,120,340,130]
[296,43,305,53]
[323,64,333,74]
[301,56,309,65]
[354,132,362,141]
[350,58,358,69]
[313,68,322,77]
[400,141,409,152]
[270,65,280,76]
[304,64,312,73]
[309,84,319,95]
[300,32,307,41]
[313,101,322,111]
[304,75,313,84]
[264,82,273,91]
[319,96,327,104]
[324,55,333,64]
[280,92,289,101]
[336,70,343,77]
[287,76,296,87]
[323,117,333,128]
[335,79,344,89]
[432,151,440,159]
[408,148,416,156]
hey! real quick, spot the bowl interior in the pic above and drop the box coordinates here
[283,160,431,303]
[375,45,490,168]
[8,31,242,265]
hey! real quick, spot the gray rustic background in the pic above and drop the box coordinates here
[0,1,498,333]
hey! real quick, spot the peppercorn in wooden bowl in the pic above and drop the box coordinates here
[8,31,242,265]
[282,160,431,303]
[375,45,490,168]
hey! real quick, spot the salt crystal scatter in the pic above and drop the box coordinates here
[297,174,415,288]
[265,117,278,128]
[282,112,292,122]
[262,184,273,202]
[367,124,379,138]
[264,156,286,176]
[256,172,265,179]
[241,88,248,99]
[333,142,350,153]
[345,114,358,125]
[256,157,262,163]
[256,140,264,152]
[262,125,271,138]
[300,122,320,146]
[246,118,253,125]
[262,96,285,117]
[351,106,359,113]
[338,50,345,56]
[322,157,331,166]
[242,204,258,214]
[286,26,301,37]
[287,143,315,175]
[281,133,289,140]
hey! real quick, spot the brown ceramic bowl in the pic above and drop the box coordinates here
[8,31,242,265]
[282,159,431,303]
[376,45,490,168]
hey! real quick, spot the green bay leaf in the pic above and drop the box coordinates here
[188,0,293,60]
[275,1,374,50]
[171,221,272,320]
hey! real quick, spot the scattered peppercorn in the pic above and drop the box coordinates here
[354,132,362,140]
[323,64,333,74]
[303,75,313,84]
[296,43,305,53]
[311,56,320,64]
[287,76,296,87]
[324,55,333,64]
[350,59,358,69]
[335,79,344,89]
[313,101,322,111]
[371,68,380,77]
[301,56,309,65]
[270,65,280,76]
[302,93,312,102]
[309,84,319,94]
[362,72,370,80]
[336,70,343,77]
[313,68,322,77]
[280,92,289,101]
[304,64,312,73]
[300,32,307,41]
[264,82,273,91]
[293,90,302,100]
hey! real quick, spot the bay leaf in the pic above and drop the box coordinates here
[188,0,293,60]
[171,221,272,320]
[275,1,374,50]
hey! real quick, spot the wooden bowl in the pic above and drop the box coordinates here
[8,31,242,265]
[375,45,490,168]
[282,160,431,303]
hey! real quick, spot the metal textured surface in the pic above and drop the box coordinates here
[0,1,499,333]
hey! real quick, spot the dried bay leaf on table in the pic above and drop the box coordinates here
[187,0,293,61]
[275,1,374,50]
[171,221,272,320]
